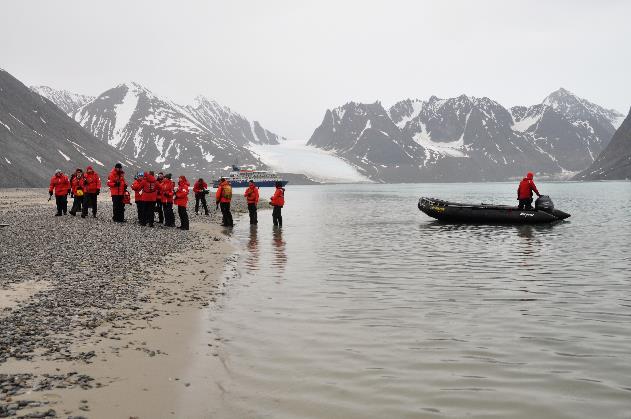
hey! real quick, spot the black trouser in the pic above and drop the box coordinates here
[155,200,164,223]
[518,198,533,210]
[112,195,125,222]
[136,201,145,224]
[164,202,175,227]
[142,200,155,226]
[55,195,68,215]
[248,203,258,224]
[178,205,189,230]
[272,206,282,227]
[69,195,82,215]
[81,193,97,217]
[195,193,209,215]
[220,202,233,226]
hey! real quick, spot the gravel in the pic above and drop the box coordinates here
[0,189,249,416]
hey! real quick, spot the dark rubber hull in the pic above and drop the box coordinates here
[418,197,571,224]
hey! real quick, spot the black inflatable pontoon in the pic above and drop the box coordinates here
[418,195,570,224]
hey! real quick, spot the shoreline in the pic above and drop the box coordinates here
[0,189,248,417]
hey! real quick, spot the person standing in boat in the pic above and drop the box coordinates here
[517,172,541,210]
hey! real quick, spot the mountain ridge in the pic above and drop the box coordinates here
[308,88,623,182]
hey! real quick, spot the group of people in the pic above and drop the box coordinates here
[48,163,287,230]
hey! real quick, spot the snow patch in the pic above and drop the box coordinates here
[36,156,42,163]
[111,87,139,148]
[413,131,466,158]
[0,120,10,131]
[512,114,540,132]
[58,150,71,161]
[395,101,423,129]
[4,157,11,164]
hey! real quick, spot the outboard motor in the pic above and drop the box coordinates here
[535,195,554,212]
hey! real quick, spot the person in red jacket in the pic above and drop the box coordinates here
[174,175,190,230]
[270,181,285,227]
[69,168,85,216]
[517,172,541,210]
[131,172,145,224]
[244,180,259,225]
[215,178,233,227]
[139,171,158,227]
[161,173,176,227]
[193,178,209,216]
[49,169,71,216]
[81,165,101,218]
[154,172,165,224]
[107,163,127,222]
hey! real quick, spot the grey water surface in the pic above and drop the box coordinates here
[208,182,631,419]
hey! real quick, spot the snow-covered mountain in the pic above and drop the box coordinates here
[30,85,94,114]
[68,82,285,179]
[510,88,623,171]
[575,107,631,180]
[308,89,623,182]
[0,69,140,187]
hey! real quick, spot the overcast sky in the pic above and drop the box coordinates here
[2,0,629,140]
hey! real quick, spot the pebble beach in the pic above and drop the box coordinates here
[0,189,249,418]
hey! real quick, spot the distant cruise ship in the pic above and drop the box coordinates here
[213,165,289,188]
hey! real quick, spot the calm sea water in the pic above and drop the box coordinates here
[206,182,631,419]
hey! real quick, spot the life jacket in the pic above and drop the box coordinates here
[216,181,232,203]
[270,187,285,207]
[222,184,232,200]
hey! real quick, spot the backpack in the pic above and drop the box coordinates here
[222,184,233,200]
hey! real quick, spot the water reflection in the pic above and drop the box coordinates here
[272,227,287,275]
[244,225,259,273]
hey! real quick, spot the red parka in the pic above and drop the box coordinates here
[161,178,175,204]
[193,180,207,194]
[83,166,101,193]
[139,173,158,202]
[155,177,164,202]
[131,177,143,202]
[71,175,86,196]
[215,180,232,203]
[270,187,285,207]
[244,184,259,204]
[517,173,540,200]
[107,168,126,196]
[49,173,70,196]
[175,177,190,207]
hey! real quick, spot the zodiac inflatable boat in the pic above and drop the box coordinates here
[418,195,571,224]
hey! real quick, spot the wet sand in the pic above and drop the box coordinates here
[0,189,247,417]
